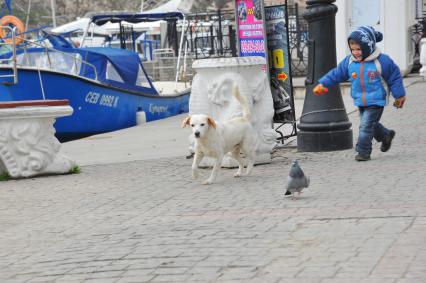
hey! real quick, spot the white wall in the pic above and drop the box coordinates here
[334,0,416,75]
[335,0,349,63]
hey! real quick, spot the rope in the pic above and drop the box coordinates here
[297,108,347,122]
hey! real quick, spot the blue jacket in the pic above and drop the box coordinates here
[318,49,406,107]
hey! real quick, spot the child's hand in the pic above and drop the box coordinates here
[313,84,329,96]
[393,96,406,109]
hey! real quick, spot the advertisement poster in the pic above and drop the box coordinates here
[236,0,266,57]
[265,5,293,120]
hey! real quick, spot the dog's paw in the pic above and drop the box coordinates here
[192,171,199,179]
[234,167,244,177]
[244,166,253,176]
[202,179,213,185]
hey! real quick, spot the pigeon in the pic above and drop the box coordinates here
[285,160,310,199]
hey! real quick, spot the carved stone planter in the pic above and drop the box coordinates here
[189,56,277,167]
[0,100,76,178]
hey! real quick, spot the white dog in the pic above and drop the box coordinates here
[182,85,258,184]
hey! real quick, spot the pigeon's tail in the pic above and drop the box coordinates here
[306,176,310,187]
[285,190,292,196]
[232,84,251,121]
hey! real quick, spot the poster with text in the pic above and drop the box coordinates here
[265,5,292,103]
[236,0,266,58]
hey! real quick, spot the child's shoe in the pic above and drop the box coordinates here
[381,130,395,152]
[355,154,371,161]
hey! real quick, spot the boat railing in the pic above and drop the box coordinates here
[151,48,176,81]
[0,26,18,84]
[0,26,98,83]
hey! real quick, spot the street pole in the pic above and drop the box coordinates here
[297,0,353,152]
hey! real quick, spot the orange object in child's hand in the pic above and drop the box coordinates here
[393,96,406,109]
[313,84,329,96]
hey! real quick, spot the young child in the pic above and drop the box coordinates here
[313,26,406,161]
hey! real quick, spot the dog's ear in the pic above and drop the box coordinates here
[181,116,191,128]
[207,116,217,129]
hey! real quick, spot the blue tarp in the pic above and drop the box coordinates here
[43,31,75,48]
[0,0,12,17]
[78,47,140,85]
[75,47,157,94]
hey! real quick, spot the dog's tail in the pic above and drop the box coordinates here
[232,84,251,121]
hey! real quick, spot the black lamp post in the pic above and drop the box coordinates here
[297,0,353,152]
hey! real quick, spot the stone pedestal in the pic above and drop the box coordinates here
[189,56,277,167]
[0,100,76,178]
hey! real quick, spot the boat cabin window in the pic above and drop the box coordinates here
[16,51,82,75]
[135,65,150,88]
[106,61,124,83]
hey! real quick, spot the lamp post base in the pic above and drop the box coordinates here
[297,129,353,152]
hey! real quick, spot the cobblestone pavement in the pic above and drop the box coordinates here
[1,77,426,283]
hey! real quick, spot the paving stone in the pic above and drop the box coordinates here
[0,76,425,282]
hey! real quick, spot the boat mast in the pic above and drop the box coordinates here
[175,15,186,87]
[50,0,56,27]
[24,0,31,38]
[140,0,144,12]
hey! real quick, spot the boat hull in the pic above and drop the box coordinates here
[0,67,189,141]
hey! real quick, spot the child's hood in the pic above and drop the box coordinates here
[348,26,383,60]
